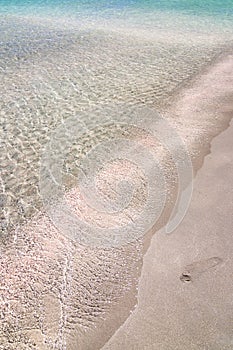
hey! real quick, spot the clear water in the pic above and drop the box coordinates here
[1,1,233,349]
[0,1,233,232]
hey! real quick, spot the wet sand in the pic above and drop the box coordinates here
[102,57,233,349]
[102,120,233,350]
[1,52,233,350]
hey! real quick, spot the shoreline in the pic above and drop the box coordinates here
[102,52,233,348]
[165,50,233,175]
[103,107,233,350]
[142,51,233,255]
[1,50,233,349]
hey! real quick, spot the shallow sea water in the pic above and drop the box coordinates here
[1,1,233,234]
[0,3,233,348]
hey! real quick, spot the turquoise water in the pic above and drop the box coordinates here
[1,0,233,28]
[1,0,233,65]
[1,0,233,15]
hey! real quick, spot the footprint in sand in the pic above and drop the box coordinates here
[180,257,223,283]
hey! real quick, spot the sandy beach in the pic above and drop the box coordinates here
[103,87,233,350]
[1,49,233,349]
[1,1,233,348]
[102,54,233,349]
